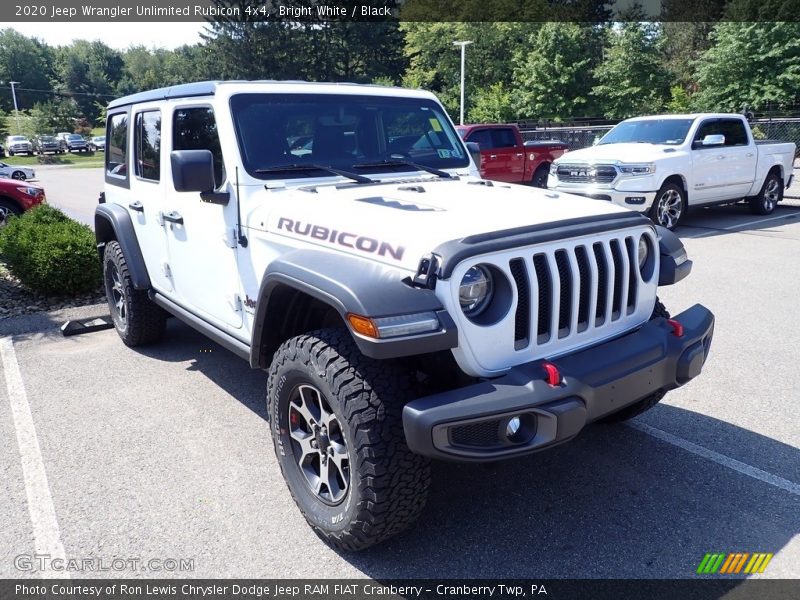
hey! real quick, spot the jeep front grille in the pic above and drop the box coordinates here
[556,164,617,184]
[439,226,658,377]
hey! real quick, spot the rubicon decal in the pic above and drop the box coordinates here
[276,218,405,261]
[696,552,773,574]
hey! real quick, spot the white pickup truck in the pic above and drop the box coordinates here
[547,113,796,229]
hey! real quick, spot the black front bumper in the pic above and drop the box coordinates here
[402,304,714,462]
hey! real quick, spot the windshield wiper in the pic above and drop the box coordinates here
[255,164,375,184]
[352,159,455,179]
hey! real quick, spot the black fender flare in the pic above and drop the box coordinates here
[94,203,151,290]
[655,225,692,286]
[250,249,457,368]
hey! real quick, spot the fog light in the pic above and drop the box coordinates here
[504,414,536,444]
[506,416,521,437]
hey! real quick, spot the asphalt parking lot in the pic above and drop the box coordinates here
[1,167,798,580]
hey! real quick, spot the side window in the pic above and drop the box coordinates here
[719,119,748,146]
[694,120,722,146]
[490,128,517,149]
[134,111,161,181]
[467,129,493,149]
[106,112,128,181]
[173,107,224,188]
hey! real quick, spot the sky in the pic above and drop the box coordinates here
[8,22,208,50]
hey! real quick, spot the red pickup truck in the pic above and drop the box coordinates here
[456,123,568,187]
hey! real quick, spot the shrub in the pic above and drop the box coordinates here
[0,204,101,295]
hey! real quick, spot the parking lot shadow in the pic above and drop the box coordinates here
[126,321,798,583]
[339,407,798,582]
[677,202,800,238]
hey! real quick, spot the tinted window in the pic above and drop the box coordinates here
[467,129,493,149]
[174,107,224,187]
[106,113,128,180]
[718,119,748,146]
[135,111,161,181]
[694,119,722,143]
[490,128,517,148]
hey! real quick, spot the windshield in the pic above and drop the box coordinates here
[9,136,26,141]
[230,93,469,179]
[599,119,694,146]
[67,134,83,140]
[40,136,56,142]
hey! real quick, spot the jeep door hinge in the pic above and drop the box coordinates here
[223,228,238,248]
[228,294,243,312]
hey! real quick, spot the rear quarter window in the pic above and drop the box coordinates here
[106,112,129,187]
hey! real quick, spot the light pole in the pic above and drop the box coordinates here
[453,40,473,126]
[8,81,21,133]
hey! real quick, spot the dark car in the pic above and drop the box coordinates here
[0,178,46,227]
[33,135,62,155]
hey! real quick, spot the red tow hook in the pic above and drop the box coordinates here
[667,319,684,337]
[542,361,562,386]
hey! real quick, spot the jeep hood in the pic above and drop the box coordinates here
[250,178,635,274]
[559,142,682,163]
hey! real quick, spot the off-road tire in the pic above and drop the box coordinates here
[267,328,431,551]
[103,241,166,346]
[649,182,686,231]
[531,164,549,188]
[600,299,670,423]
[748,171,782,215]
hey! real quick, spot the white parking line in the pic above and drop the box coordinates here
[720,212,800,230]
[628,421,800,497]
[1,336,68,578]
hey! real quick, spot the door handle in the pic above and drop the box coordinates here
[515,153,524,157]
[163,211,183,225]
[128,201,144,212]
[489,154,497,159]
[717,155,725,160]
[746,153,754,157]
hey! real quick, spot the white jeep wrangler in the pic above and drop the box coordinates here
[96,81,714,550]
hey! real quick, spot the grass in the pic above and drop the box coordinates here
[0,152,104,168]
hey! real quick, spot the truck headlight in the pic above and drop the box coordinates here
[549,162,558,176]
[459,265,494,317]
[619,163,656,175]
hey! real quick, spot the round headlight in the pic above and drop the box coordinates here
[459,265,494,317]
[638,236,649,271]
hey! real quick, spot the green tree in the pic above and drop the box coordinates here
[512,23,599,120]
[24,99,79,135]
[592,23,670,118]
[402,22,539,119]
[202,1,406,83]
[468,82,516,123]
[54,40,123,124]
[0,29,55,111]
[694,22,800,112]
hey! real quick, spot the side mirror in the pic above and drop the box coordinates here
[170,149,228,205]
[701,134,725,146]
[465,141,481,169]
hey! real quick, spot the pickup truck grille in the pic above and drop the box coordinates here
[556,164,617,184]
[440,226,658,377]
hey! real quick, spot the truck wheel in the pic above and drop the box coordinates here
[649,183,685,230]
[103,241,166,347]
[748,171,782,215]
[600,299,670,422]
[531,164,549,188]
[267,329,431,551]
